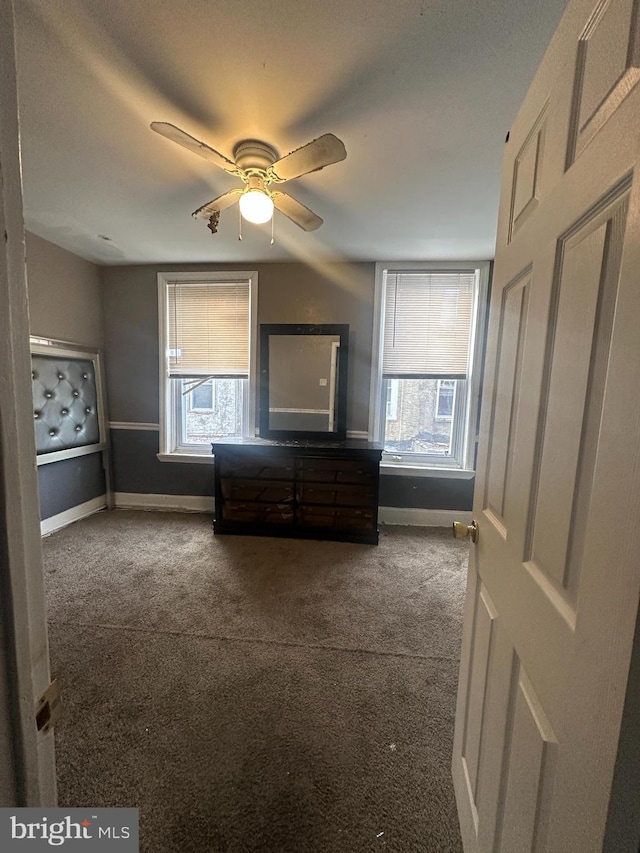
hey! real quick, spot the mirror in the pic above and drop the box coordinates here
[259,324,349,440]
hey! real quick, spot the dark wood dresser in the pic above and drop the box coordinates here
[212,438,383,544]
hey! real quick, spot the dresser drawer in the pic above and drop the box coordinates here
[221,479,294,503]
[221,501,294,525]
[298,481,376,508]
[298,457,376,485]
[298,506,375,531]
[217,454,294,481]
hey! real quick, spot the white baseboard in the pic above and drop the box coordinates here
[114,495,467,525]
[378,507,472,527]
[114,492,214,512]
[41,495,107,536]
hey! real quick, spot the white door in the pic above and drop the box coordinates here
[452,0,640,849]
[0,0,57,805]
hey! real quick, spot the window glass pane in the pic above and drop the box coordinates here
[383,378,457,456]
[436,379,455,418]
[181,378,244,444]
[191,382,213,410]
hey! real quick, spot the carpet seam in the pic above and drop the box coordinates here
[49,619,460,662]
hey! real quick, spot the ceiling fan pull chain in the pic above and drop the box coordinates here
[238,205,242,241]
[271,213,275,246]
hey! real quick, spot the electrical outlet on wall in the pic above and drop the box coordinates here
[319,378,327,386]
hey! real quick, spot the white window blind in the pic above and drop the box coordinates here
[166,280,250,377]
[382,271,475,378]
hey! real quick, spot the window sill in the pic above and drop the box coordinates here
[380,461,475,479]
[157,452,215,465]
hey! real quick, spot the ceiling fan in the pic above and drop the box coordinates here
[151,122,347,234]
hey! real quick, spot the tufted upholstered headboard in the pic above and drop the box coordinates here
[32,355,99,454]
[31,342,107,464]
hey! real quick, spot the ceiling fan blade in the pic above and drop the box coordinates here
[269,134,346,182]
[192,189,243,219]
[272,192,323,231]
[151,122,239,174]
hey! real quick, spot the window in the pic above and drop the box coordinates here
[370,263,488,472]
[436,379,455,419]
[158,272,258,456]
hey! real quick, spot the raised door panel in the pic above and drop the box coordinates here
[460,584,498,823]
[483,270,531,535]
[568,0,640,164]
[466,626,559,853]
[526,188,629,613]
[497,670,557,853]
[509,106,548,241]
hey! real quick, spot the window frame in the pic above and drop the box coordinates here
[386,378,399,421]
[368,261,489,475]
[158,271,258,459]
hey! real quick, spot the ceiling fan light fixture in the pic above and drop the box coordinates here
[239,189,274,224]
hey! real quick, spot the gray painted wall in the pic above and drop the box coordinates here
[380,472,473,510]
[25,233,106,520]
[26,232,103,348]
[110,429,213,496]
[103,261,475,510]
[37,455,106,519]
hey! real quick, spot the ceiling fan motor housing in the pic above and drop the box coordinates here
[232,139,278,172]
[245,174,269,193]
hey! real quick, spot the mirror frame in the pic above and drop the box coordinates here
[259,323,349,441]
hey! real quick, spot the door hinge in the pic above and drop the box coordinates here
[36,678,62,734]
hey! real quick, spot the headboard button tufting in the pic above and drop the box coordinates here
[31,353,101,454]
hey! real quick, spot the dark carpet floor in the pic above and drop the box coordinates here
[42,510,467,852]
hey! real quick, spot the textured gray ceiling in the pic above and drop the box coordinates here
[14,0,568,265]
